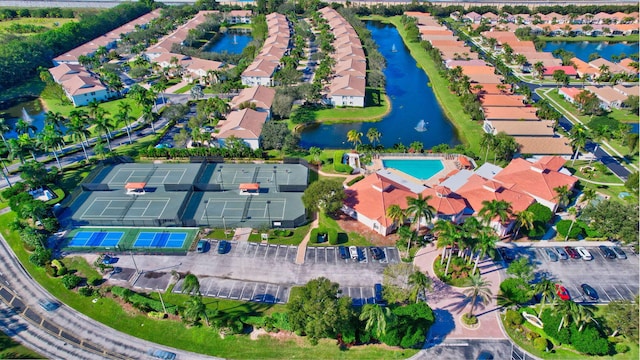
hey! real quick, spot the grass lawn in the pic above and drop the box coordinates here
[41,96,143,125]
[0,331,42,359]
[248,223,312,245]
[364,16,483,155]
[175,84,192,94]
[313,88,391,123]
[539,35,640,43]
[564,160,625,184]
[0,17,77,36]
[312,212,370,246]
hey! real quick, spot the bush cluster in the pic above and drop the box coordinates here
[111,286,177,314]
[346,175,365,186]
[332,152,353,174]
[541,309,610,355]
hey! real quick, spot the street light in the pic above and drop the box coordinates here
[222,215,227,236]
[204,200,210,226]
[266,200,271,228]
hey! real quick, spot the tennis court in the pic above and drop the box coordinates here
[68,231,124,247]
[107,167,191,187]
[133,232,188,248]
[202,197,287,221]
[202,163,308,190]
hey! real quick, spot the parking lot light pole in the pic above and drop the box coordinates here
[266,200,271,228]
[222,216,227,236]
[204,200,210,226]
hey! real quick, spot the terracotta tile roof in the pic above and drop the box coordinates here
[513,136,573,155]
[478,94,525,107]
[61,75,107,96]
[445,60,488,68]
[456,174,535,215]
[589,58,630,74]
[570,57,600,76]
[437,47,479,60]
[543,66,578,76]
[421,187,469,216]
[335,58,367,77]
[613,84,640,97]
[419,29,455,36]
[493,157,577,203]
[327,75,366,97]
[429,40,466,47]
[483,106,538,120]
[242,58,278,78]
[49,63,89,82]
[585,86,628,103]
[231,85,276,111]
[618,58,639,73]
[486,120,556,136]
[229,10,252,17]
[470,83,512,95]
[216,108,267,140]
[558,87,581,100]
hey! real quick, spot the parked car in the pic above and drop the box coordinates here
[147,348,176,360]
[576,247,593,261]
[498,247,515,261]
[598,245,616,259]
[217,240,230,254]
[555,247,569,260]
[102,255,117,264]
[545,248,558,262]
[611,246,627,259]
[196,240,207,253]
[555,284,570,301]
[349,246,359,261]
[111,267,122,275]
[339,246,349,259]
[581,284,598,301]
[564,246,580,259]
[370,247,384,260]
[374,283,386,305]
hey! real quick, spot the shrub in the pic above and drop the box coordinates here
[148,311,167,319]
[500,278,533,306]
[533,337,549,352]
[571,325,610,355]
[540,309,571,344]
[327,228,338,245]
[61,274,82,289]
[333,151,353,173]
[526,330,540,340]
[462,314,477,325]
[111,286,134,302]
[615,343,629,354]
[88,277,102,286]
[270,312,291,331]
[506,309,524,326]
[346,175,365,186]
[78,286,94,297]
[556,219,584,239]
[309,228,319,243]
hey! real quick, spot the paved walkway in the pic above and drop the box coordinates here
[295,213,318,264]
[413,245,507,341]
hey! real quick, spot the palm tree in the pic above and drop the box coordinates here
[359,304,394,339]
[37,123,64,169]
[181,274,200,296]
[553,185,572,210]
[68,110,91,161]
[408,270,432,303]
[385,204,406,231]
[462,217,483,260]
[151,80,168,105]
[555,299,579,332]
[17,134,37,161]
[513,210,535,239]
[366,127,381,148]
[463,274,493,318]
[142,104,157,134]
[534,278,556,314]
[93,109,113,151]
[434,219,462,275]
[471,229,498,275]
[574,303,595,332]
[480,132,496,162]
[0,116,12,149]
[15,118,36,137]
[44,111,67,137]
[569,124,589,165]
[581,188,596,204]
[534,61,545,79]
[346,129,363,151]
[406,194,435,254]
[478,199,513,227]
[183,295,208,326]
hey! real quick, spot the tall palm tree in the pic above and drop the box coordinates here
[581,188,596,204]
[480,132,496,162]
[513,210,535,240]
[471,228,498,275]
[569,124,589,165]
[183,295,208,326]
[44,111,67,135]
[408,270,432,303]
[478,199,513,227]
[574,303,595,332]
[366,127,381,148]
[0,116,12,149]
[117,102,134,144]
[93,109,113,151]
[553,185,572,210]
[534,278,556,314]
[151,80,168,106]
[385,204,406,231]
[68,110,91,161]
[37,123,64,169]
[555,299,579,332]
[17,134,37,161]
[15,118,36,137]
[462,217,483,260]
[359,304,394,339]
[181,274,200,296]
[406,194,435,255]
[142,104,157,134]
[434,219,462,275]
[346,129,363,151]
[463,274,493,317]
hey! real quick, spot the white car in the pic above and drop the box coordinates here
[349,246,359,260]
[576,247,593,261]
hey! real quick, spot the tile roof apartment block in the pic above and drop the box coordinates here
[241,13,291,87]
[214,108,268,150]
[48,63,116,107]
[230,85,276,119]
[319,7,366,107]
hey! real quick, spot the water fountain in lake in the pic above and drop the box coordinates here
[391,43,397,52]
[21,107,33,123]
[415,119,428,132]
[233,34,238,45]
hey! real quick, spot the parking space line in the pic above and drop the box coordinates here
[249,283,257,301]
[274,245,281,258]
[228,283,238,299]
[205,279,214,295]
[599,286,613,302]
[612,286,625,300]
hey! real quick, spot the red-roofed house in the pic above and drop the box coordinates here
[542,66,578,79]
[214,108,268,150]
[558,87,582,104]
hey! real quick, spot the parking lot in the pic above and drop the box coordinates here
[111,240,400,304]
[507,245,639,304]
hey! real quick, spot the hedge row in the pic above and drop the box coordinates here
[346,175,365,186]
[310,227,339,245]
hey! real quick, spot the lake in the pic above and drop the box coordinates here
[1,98,47,139]
[299,21,459,149]
[543,41,639,62]
[203,29,252,54]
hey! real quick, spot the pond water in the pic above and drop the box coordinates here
[543,41,639,62]
[1,98,47,139]
[202,29,252,54]
[299,21,459,149]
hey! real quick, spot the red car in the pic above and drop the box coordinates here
[564,246,580,259]
[555,284,570,301]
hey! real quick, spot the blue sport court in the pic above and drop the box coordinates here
[133,232,188,248]
[69,231,124,247]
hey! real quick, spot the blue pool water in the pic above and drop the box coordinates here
[382,159,444,180]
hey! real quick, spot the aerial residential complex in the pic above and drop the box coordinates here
[241,13,291,86]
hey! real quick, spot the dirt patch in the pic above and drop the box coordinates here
[249,328,306,345]
[332,212,398,246]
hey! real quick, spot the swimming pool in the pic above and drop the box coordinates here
[382,159,444,181]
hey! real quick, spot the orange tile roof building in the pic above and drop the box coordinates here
[241,12,291,87]
[214,108,268,150]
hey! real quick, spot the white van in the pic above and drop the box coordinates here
[349,246,359,260]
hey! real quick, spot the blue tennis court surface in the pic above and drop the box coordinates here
[69,231,124,247]
[133,232,187,248]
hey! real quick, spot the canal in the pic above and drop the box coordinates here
[299,21,460,149]
[543,41,639,62]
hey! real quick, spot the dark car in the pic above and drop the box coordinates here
[598,245,616,259]
[499,247,515,261]
[545,248,558,262]
[581,284,599,301]
[611,246,627,259]
[374,284,386,305]
[564,246,580,259]
[147,348,176,360]
[338,246,349,259]
[370,247,384,260]
[555,247,569,260]
[217,240,230,254]
[476,351,494,360]
[196,240,207,253]
[102,255,117,264]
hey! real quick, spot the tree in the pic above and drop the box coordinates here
[513,210,534,239]
[385,204,406,230]
[574,90,601,116]
[0,116,12,150]
[553,185,572,210]
[183,295,208,326]
[405,194,435,255]
[408,270,431,303]
[506,257,535,283]
[366,127,381,148]
[498,278,532,309]
[359,304,394,339]
[604,298,639,340]
[93,108,113,151]
[534,277,556,314]
[181,273,200,296]
[493,132,518,161]
[471,228,498,275]
[37,123,64,169]
[301,180,345,214]
[534,61,545,79]
[287,277,354,345]
[552,70,570,87]
[190,84,204,100]
[272,93,293,119]
[260,121,290,150]
[569,124,590,165]
[346,129,363,151]
[434,219,462,275]
[68,110,91,161]
[623,95,639,115]
[463,274,493,317]
[574,303,595,332]
[478,199,512,226]
[382,263,415,304]
[625,172,639,193]
[581,200,639,244]
[480,132,496,162]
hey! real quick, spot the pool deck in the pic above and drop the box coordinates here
[371,155,462,188]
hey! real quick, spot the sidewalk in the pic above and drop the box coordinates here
[294,213,318,264]
[413,245,507,340]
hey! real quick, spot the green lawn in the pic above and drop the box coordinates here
[313,88,391,123]
[0,331,42,359]
[41,95,143,128]
[539,35,640,43]
[564,160,625,185]
[365,16,483,155]
[311,212,370,246]
[0,17,77,36]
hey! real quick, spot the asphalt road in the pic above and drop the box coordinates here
[0,233,218,360]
